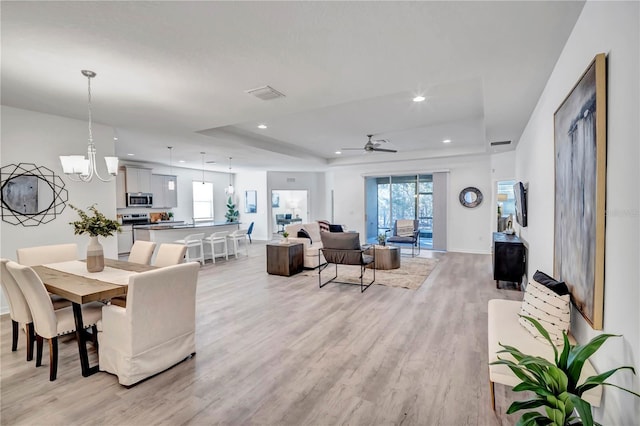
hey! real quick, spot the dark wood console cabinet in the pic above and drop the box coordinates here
[492,232,526,289]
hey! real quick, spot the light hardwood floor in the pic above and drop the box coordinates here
[1,242,524,425]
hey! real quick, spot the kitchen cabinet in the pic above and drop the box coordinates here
[151,174,178,208]
[116,168,127,209]
[492,232,526,289]
[125,166,152,193]
[118,225,134,254]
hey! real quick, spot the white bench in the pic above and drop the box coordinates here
[488,299,602,411]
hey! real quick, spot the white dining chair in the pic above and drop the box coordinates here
[128,241,156,265]
[6,261,103,381]
[227,229,249,258]
[0,259,36,361]
[98,262,199,386]
[16,244,76,310]
[153,243,188,268]
[16,243,78,266]
[174,233,205,265]
[205,231,228,263]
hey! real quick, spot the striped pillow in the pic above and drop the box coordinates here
[519,280,570,345]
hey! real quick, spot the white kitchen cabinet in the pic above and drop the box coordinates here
[151,174,178,208]
[125,166,152,193]
[117,225,134,254]
[116,167,127,209]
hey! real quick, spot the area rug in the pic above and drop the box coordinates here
[300,255,439,290]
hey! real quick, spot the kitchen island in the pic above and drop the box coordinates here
[134,221,241,246]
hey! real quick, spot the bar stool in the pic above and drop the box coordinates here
[174,233,205,265]
[227,229,249,258]
[205,231,228,263]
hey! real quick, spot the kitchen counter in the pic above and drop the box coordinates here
[134,221,237,230]
[133,222,241,247]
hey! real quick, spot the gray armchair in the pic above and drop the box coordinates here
[386,219,420,256]
[319,232,375,293]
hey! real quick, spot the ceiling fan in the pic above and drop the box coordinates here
[341,134,398,153]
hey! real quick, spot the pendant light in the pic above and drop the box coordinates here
[59,70,119,182]
[201,152,206,184]
[167,146,175,190]
[226,157,234,195]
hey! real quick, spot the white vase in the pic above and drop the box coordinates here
[86,236,105,272]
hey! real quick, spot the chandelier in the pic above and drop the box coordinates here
[59,70,119,182]
[225,157,234,195]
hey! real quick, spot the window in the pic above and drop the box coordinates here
[371,174,434,247]
[192,181,214,220]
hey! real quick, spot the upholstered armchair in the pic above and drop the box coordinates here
[386,219,420,256]
[98,262,199,386]
[319,232,375,293]
[285,222,325,268]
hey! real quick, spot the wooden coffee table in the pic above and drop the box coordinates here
[366,245,400,270]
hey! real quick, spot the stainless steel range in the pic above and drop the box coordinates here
[121,213,151,225]
[118,213,151,255]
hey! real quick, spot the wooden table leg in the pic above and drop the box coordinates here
[72,303,99,377]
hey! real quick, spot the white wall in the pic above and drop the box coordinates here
[1,106,118,313]
[515,1,639,422]
[328,154,493,253]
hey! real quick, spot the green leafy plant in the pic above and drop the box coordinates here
[377,233,386,245]
[282,231,289,238]
[225,196,239,222]
[69,204,120,237]
[491,316,639,426]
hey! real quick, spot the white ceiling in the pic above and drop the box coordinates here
[1,1,584,172]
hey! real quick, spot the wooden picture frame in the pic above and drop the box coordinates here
[553,53,607,330]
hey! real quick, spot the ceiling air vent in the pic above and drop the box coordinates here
[490,140,512,146]
[245,85,286,101]
[286,178,296,183]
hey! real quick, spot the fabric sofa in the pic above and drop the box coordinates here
[285,222,325,269]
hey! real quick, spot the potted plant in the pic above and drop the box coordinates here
[225,196,239,222]
[492,316,640,426]
[69,204,120,272]
[282,231,289,244]
[377,233,386,246]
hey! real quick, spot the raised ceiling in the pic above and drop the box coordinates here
[1,1,585,171]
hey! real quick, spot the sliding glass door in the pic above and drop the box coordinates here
[368,174,434,248]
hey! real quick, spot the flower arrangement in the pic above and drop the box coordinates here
[69,204,120,237]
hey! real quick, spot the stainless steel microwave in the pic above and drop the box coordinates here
[126,193,153,207]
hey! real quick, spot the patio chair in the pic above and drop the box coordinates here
[386,219,420,257]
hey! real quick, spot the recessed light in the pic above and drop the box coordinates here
[127,153,135,156]
[442,139,451,144]
[178,160,185,163]
[113,136,118,141]
[257,124,267,129]
[335,151,342,155]
[413,95,425,102]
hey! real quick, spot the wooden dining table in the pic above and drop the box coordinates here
[32,259,156,377]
